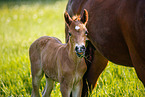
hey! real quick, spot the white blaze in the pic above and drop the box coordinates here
[75,26,80,31]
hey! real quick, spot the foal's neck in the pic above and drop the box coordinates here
[66,39,82,63]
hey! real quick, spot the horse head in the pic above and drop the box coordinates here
[64,9,88,58]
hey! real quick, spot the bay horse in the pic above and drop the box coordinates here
[29,9,88,97]
[65,0,145,96]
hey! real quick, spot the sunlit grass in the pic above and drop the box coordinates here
[0,1,66,96]
[91,62,145,97]
[0,1,144,97]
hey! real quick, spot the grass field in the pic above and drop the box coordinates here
[0,1,144,97]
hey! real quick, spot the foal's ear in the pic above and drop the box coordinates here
[64,11,73,26]
[81,9,88,25]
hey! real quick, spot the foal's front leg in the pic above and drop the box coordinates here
[72,80,83,97]
[60,83,72,97]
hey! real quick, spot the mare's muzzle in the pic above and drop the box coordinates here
[75,45,86,58]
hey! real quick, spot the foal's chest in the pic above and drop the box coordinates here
[72,72,83,84]
[70,63,87,85]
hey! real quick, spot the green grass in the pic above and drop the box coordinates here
[0,1,144,97]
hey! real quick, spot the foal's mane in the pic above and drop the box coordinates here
[72,15,81,21]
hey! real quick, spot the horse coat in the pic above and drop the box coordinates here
[65,0,145,96]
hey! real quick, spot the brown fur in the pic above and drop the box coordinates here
[65,0,145,96]
[29,10,88,97]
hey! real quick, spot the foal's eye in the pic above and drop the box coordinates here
[69,32,71,36]
[85,31,88,35]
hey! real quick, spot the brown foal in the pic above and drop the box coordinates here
[29,9,88,97]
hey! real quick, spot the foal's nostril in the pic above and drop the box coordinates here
[75,45,86,52]
[75,45,86,57]
[80,46,86,51]
[75,46,79,52]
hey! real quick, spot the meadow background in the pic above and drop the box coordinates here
[0,0,144,97]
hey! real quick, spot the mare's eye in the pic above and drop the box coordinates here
[69,32,71,36]
[85,31,88,35]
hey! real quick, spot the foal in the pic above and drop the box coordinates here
[29,9,88,97]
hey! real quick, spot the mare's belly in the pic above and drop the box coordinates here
[90,36,133,66]
[88,21,133,67]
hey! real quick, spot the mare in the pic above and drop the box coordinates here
[65,0,145,96]
[29,9,88,97]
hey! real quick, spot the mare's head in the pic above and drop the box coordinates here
[64,9,88,58]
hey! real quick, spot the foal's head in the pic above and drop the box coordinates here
[64,9,88,58]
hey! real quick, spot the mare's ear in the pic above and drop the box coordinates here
[81,9,88,25]
[64,11,73,26]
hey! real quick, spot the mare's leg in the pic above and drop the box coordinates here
[72,79,83,97]
[129,49,145,86]
[42,75,54,97]
[82,41,108,97]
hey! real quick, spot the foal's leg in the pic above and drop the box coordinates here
[60,83,72,97]
[31,69,44,97]
[30,57,44,97]
[42,76,54,97]
[72,80,83,97]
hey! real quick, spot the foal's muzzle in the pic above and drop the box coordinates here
[75,45,86,58]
